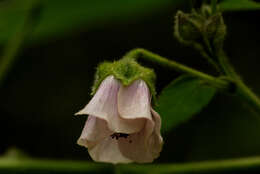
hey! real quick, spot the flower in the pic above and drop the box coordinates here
[76,75,163,164]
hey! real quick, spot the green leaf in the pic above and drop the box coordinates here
[0,0,185,43]
[219,0,260,11]
[157,76,216,133]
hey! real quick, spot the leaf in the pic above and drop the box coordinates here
[157,76,216,133]
[219,0,260,11]
[0,0,185,43]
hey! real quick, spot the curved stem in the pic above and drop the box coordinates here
[174,15,221,73]
[124,48,230,90]
[0,158,113,173]
[218,50,260,114]
[195,42,222,73]
[236,81,260,114]
[120,156,260,174]
[125,48,260,115]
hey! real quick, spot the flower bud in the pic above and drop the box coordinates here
[174,10,202,44]
[201,4,212,18]
[174,5,227,57]
[204,13,226,51]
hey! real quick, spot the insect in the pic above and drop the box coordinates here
[110,133,129,140]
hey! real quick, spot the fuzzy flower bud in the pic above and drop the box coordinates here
[205,12,226,51]
[174,10,202,44]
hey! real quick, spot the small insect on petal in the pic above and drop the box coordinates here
[111,133,129,140]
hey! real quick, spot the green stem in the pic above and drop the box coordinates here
[120,156,260,174]
[218,51,260,114]
[124,48,229,90]
[236,81,260,114]
[199,34,224,73]
[1,156,260,173]
[0,158,113,173]
[125,48,260,115]
[174,15,221,73]
[0,0,39,86]
[218,51,240,79]
[194,41,222,73]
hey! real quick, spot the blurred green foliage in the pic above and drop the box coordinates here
[0,0,183,43]
[219,0,260,11]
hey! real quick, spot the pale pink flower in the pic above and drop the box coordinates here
[76,75,163,164]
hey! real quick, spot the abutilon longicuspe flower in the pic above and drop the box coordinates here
[76,75,163,164]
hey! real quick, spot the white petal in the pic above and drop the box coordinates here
[118,120,154,163]
[149,108,163,157]
[76,75,145,134]
[88,137,132,164]
[118,79,152,120]
[151,108,162,139]
[118,109,163,163]
[77,116,112,148]
[75,75,120,121]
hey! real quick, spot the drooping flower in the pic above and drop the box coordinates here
[76,75,163,164]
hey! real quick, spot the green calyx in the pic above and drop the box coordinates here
[92,57,156,101]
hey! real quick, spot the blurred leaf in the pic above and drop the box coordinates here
[0,0,185,43]
[2,147,29,160]
[219,0,260,11]
[157,76,216,133]
[0,0,38,86]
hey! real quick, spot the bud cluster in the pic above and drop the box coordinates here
[174,5,226,56]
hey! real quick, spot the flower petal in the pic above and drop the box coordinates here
[118,79,152,120]
[75,75,120,120]
[150,108,162,139]
[76,75,145,133]
[88,137,132,164]
[149,108,163,157]
[77,116,112,148]
[118,109,163,163]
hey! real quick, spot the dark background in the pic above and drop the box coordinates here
[0,0,260,163]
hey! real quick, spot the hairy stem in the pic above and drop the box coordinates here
[125,48,260,115]
[218,50,260,114]
[124,48,229,90]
